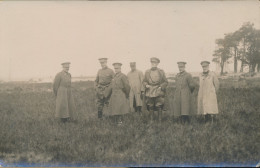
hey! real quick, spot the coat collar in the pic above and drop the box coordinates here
[62,70,71,76]
[177,71,186,76]
[201,71,211,77]
[114,72,122,77]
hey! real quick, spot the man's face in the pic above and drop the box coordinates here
[63,65,70,72]
[178,65,185,72]
[130,65,136,71]
[151,61,159,68]
[114,67,121,73]
[100,61,107,68]
[202,65,209,72]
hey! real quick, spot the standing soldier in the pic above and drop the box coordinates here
[197,61,219,123]
[108,63,130,125]
[173,62,195,124]
[141,57,168,123]
[53,62,75,123]
[95,58,114,119]
[127,62,144,115]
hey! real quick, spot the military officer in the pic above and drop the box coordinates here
[197,61,219,123]
[173,62,195,124]
[108,63,130,125]
[141,57,168,123]
[95,58,115,119]
[127,62,144,115]
[53,62,75,123]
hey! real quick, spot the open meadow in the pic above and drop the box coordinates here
[0,78,260,166]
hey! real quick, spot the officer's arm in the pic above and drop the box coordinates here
[53,73,61,97]
[213,73,220,92]
[94,71,99,89]
[142,71,149,92]
[139,71,144,84]
[122,75,130,98]
[160,70,168,91]
[187,74,195,92]
[111,69,115,77]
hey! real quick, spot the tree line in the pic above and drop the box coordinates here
[213,22,260,75]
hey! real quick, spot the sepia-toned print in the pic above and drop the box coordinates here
[0,1,259,167]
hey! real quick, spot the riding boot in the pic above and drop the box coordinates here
[149,109,154,123]
[98,110,103,119]
[204,114,210,123]
[61,118,68,123]
[138,106,142,116]
[182,115,190,124]
[158,109,162,123]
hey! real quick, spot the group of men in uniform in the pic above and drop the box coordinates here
[94,57,169,124]
[53,57,219,124]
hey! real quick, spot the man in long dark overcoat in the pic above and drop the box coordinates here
[173,62,195,124]
[108,63,130,125]
[53,62,75,123]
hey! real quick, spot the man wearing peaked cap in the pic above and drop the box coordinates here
[61,62,71,66]
[107,62,130,125]
[98,58,108,61]
[142,57,168,123]
[127,62,144,115]
[53,62,75,123]
[173,61,195,124]
[200,61,210,65]
[112,62,122,66]
[198,60,219,123]
[150,57,160,63]
[95,58,115,119]
[177,62,186,65]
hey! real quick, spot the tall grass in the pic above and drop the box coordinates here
[0,80,259,166]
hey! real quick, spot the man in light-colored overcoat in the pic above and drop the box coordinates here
[127,62,144,115]
[197,61,219,122]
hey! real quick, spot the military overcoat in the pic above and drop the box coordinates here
[53,71,75,119]
[108,72,131,116]
[127,70,144,112]
[173,71,195,116]
[197,71,219,115]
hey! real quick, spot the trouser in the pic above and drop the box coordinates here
[180,115,190,124]
[97,97,109,118]
[204,114,217,123]
[147,105,163,122]
[133,96,142,114]
[146,96,164,122]
[60,117,69,123]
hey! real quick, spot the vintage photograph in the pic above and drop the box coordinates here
[0,0,259,167]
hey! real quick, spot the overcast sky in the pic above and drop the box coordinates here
[0,1,259,80]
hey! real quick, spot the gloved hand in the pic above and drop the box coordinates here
[146,85,151,89]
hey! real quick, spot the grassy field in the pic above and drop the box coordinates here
[0,79,259,166]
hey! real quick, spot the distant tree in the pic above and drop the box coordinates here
[215,22,260,73]
[227,32,241,73]
[213,38,232,75]
[236,22,255,72]
[247,29,260,72]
